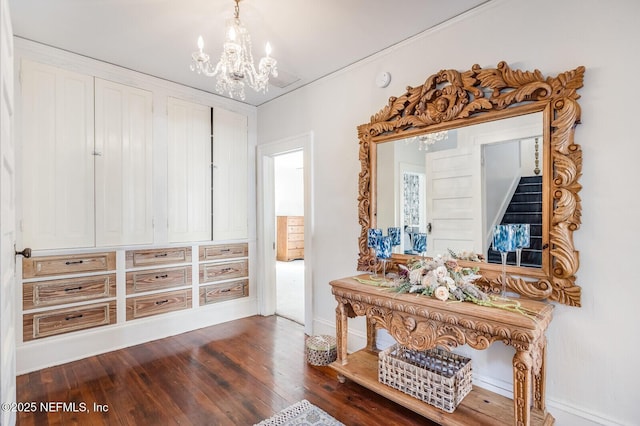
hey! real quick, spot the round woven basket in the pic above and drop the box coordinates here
[305,335,337,366]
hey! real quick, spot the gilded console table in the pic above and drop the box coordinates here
[329,275,555,426]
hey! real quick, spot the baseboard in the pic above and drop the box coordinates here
[17,298,258,374]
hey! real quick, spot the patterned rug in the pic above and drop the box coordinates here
[254,399,344,426]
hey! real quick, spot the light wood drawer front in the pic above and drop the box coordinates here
[23,301,116,341]
[287,225,304,234]
[23,252,116,279]
[288,240,305,250]
[199,280,248,305]
[126,289,192,320]
[23,274,116,310]
[125,247,191,268]
[200,260,248,284]
[287,217,304,226]
[199,243,248,261]
[126,266,192,294]
[288,233,304,242]
[287,249,304,260]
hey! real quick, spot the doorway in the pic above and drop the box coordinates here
[256,132,313,335]
[274,151,304,324]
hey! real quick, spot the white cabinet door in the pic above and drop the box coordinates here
[94,79,153,246]
[212,107,247,240]
[167,97,212,242]
[20,60,95,249]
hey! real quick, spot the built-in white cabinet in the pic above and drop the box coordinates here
[212,107,248,240]
[94,79,153,246]
[20,61,153,249]
[15,40,257,375]
[20,60,95,249]
[168,101,248,242]
[167,97,212,243]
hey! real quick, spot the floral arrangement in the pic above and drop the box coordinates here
[392,256,490,303]
[353,253,540,319]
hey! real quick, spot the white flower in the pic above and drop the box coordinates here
[409,285,425,293]
[420,273,431,288]
[409,267,424,285]
[444,276,456,291]
[434,286,450,301]
[435,265,448,280]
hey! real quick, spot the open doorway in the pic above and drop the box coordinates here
[274,151,304,324]
[256,132,313,335]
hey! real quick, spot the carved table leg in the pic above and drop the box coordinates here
[513,350,533,426]
[533,337,547,410]
[366,315,377,352]
[335,300,348,365]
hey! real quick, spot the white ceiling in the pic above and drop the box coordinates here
[9,0,489,106]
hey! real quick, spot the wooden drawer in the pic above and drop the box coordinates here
[126,266,191,294]
[286,249,304,260]
[288,232,304,242]
[23,301,116,341]
[126,289,192,320]
[23,252,116,279]
[287,225,304,234]
[288,240,304,250]
[199,243,248,261]
[199,260,248,284]
[125,247,191,268]
[286,216,304,226]
[23,274,116,310]
[199,280,248,305]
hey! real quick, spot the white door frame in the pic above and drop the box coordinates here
[0,0,16,422]
[256,132,313,335]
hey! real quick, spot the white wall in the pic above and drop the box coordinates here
[256,0,640,424]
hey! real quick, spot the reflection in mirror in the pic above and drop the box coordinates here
[376,113,543,267]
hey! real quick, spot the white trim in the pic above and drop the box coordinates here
[256,132,314,335]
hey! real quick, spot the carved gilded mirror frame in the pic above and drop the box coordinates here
[357,61,584,307]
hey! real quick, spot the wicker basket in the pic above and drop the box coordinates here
[305,335,337,366]
[378,344,472,413]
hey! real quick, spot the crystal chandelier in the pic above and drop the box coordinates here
[409,131,449,150]
[190,0,278,100]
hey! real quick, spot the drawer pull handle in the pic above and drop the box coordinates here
[221,288,231,293]
[65,314,84,320]
[155,299,169,305]
[64,286,83,292]
[65,260,84,265]
[220,249,231,253]
[154,253,168,258]
[155,274,169,279]
[221,268,232,273]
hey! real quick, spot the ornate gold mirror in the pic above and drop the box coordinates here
[357,61,584,306]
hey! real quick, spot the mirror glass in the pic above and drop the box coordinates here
[376,113,543,268]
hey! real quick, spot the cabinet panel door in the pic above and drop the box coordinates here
[212,107,247,240]
[167,97,212,242]
[94,79,153,246]
[20,60,95,249]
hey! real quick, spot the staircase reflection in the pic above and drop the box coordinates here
[488,176,542,268]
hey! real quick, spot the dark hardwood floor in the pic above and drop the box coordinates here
[17,315,436,425]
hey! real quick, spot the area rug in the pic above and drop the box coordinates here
[254,399,344,426]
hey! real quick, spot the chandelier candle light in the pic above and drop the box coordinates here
[190,0,278,100]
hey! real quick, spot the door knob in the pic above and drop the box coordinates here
[15,247,32,258]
